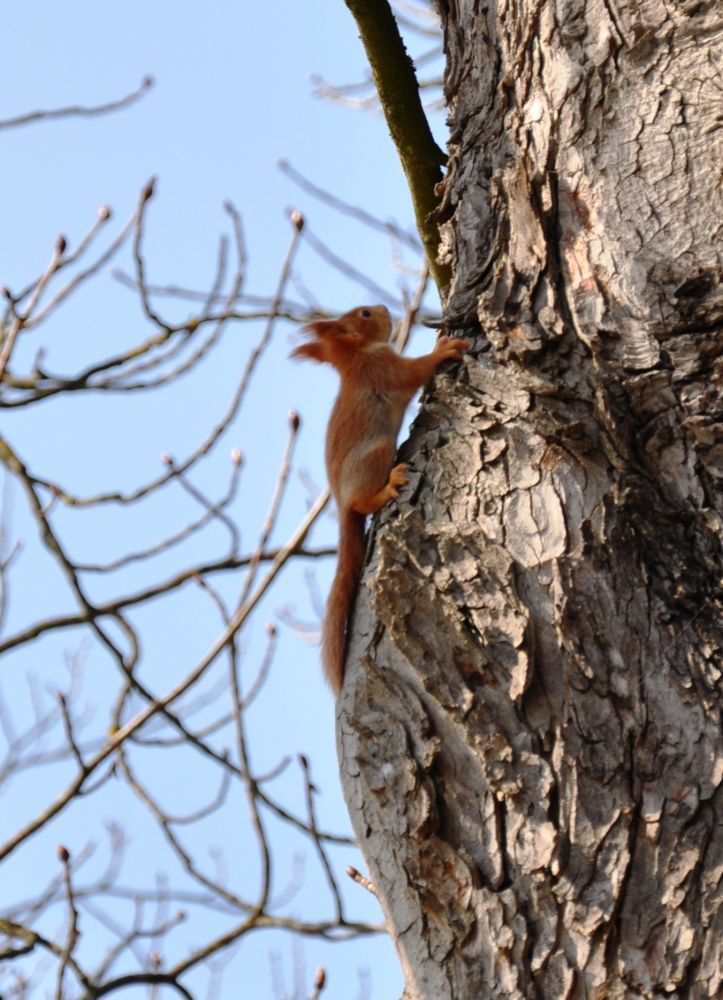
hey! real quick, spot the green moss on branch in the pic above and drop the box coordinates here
[343,0,451,294]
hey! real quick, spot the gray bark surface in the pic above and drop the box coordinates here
[339,1,723,997]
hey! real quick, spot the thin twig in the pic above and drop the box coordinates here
[0,237,65,382]
[309,966,327,1000]
[57,693,87,774]
[394,260,430,352]
[55,846,82,1000]
[299,755,345,923]
[239,410,301,604]
[0,77,154,131]
[346,866,379,898]
[279,160,420,251]
[303,227,401,306]
[23,208,134,331]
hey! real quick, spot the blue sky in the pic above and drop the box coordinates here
[1,3,444,997]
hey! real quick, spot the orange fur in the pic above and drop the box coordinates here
[292,305,470,694]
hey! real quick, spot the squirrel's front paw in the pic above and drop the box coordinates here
[437,336,471,360]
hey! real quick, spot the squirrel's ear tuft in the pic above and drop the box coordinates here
[306,318,345,338]
[291,340,325,363]
[291,317,348,362]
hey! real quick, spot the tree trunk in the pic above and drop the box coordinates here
[338,1,723,997]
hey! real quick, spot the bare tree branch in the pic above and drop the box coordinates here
[0,77,154,131]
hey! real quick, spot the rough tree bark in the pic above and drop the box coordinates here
[339,1,722,997]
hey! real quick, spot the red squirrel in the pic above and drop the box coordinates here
[293,304,470,695]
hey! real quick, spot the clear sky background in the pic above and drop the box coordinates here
[1,2,445,997]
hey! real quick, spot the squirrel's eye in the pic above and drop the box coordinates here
[360,309,372,318]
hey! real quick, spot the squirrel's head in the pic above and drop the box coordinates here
[291,305,392,364]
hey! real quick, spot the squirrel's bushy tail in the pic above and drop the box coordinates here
[323,509,366,694]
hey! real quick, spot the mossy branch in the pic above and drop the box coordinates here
[343,0,451,295]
